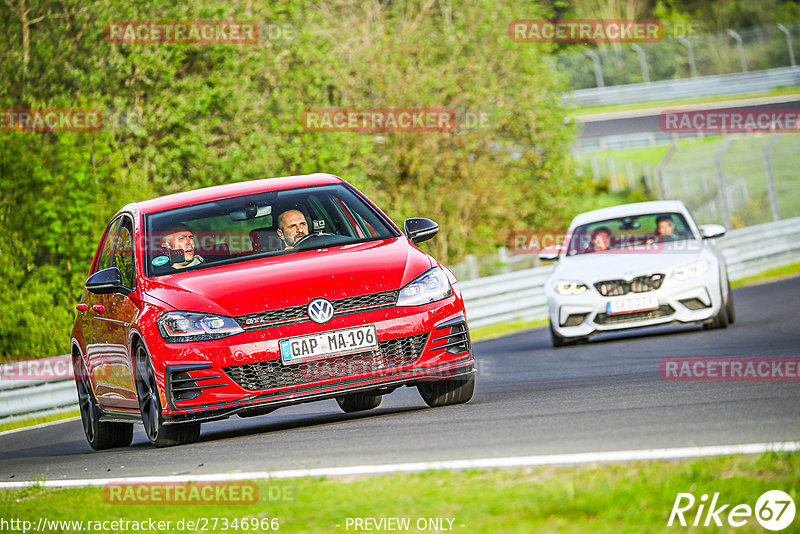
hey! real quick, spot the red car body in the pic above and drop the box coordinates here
[71,173,475,448]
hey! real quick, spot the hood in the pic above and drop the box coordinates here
[554,246,707,282]
[141,237,433,316]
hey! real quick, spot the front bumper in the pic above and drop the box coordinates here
[547,274,723,338]
[145,295,474,423]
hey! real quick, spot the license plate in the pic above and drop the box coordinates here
[606,296,659,315]
[280,325,377,364]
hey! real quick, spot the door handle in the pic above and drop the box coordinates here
[92,304,106,313]
[76,304,89,311]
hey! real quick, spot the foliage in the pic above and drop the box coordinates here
[0,0,579,357]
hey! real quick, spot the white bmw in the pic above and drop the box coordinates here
[540,200,735,347]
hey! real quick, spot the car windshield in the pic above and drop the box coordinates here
[565,212,695,256]
[143,183,397,276]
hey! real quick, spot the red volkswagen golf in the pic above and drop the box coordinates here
[71,173,475,449]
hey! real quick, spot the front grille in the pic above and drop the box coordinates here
[594,274,665,297]
[222,333,428,391]
[236,290,399,329]
[594,304,675,325]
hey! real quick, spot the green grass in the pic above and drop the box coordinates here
[732,262,800,288]
[2,452,796,533]
[469,318,547,342]
[569,86,800,117]
[0,410,80,434]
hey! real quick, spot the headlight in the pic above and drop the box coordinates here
[396,267,453,306]
[671,260,709,281]
[157,311,243,343]
[555,280,589,295]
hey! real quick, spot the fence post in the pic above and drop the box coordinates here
[585,50,604,88]
[465,254,479,280]
[678,37,697,78]
[763,134,782,221]
[655,144,677,199]
[631,44,650,83]
[727,29,748,73]
[777,24,796,67]
[714,138,734,228]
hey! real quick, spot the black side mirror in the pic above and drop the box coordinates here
[404,218,439,244]
[85,267,127,295]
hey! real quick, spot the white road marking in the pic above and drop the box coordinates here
[1,441,797,489]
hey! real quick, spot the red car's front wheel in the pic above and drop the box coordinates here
[135,344,200,448]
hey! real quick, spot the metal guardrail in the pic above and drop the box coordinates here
[2,217,799,422]
[563,66,800,107]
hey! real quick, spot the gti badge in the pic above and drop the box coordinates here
[307,298,334,323]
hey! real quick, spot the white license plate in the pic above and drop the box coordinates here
[280,325,377,364]
[606,296,659,315]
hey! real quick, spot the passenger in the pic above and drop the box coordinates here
[656,215,676,240]
[160,223,204,269]
[276,209,309,249]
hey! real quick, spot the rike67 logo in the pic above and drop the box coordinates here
[669,490,796,531]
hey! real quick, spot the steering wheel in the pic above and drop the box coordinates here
[294,232,333,247]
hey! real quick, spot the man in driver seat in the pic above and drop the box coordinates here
[276,209,309,249]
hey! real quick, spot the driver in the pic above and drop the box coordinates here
[160,223,204,269]
[590,226,612,252]
[276,209,309,249]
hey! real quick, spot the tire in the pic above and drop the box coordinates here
[335,392,382,413]
[725,280,736,325]
[75,357,133,450]
[135,344,200,448]
[704,297,730,330]
[550,320,578,348]
[417,374,475,408]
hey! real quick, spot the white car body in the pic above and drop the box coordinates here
[542,200,733,346]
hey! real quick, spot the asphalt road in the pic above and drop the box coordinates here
[578,95,800,138]
[1,277,798,483]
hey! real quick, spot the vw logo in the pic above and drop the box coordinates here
[307,298,334,323]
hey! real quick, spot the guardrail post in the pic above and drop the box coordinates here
[714,138,734,228]
[763,134,782,221]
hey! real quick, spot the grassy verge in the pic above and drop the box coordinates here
[2,452,796,533]
[0,410,80,434]
[470,318,547,342]
[569,86,800,117]
[732,262,800,288]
